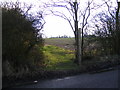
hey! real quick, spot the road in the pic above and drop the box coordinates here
[15,69,119,88]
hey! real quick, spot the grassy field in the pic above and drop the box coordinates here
[44,38,75,50]
[43,38,79,70]
[43,45,79,70]
[43,38,120,71]
[43,38,99,71]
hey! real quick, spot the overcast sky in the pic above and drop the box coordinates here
[1,0,117,38]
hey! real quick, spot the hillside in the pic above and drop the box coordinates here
[44,38,75,50]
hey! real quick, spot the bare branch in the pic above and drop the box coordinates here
[50,10,74,32]
[81,0,93,30]
[104,0,116,19]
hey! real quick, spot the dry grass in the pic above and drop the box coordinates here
[44,38,75,50]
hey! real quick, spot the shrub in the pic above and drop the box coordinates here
[2,2,44,77]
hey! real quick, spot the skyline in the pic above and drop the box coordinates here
[0,0,74,38]
[0,0,117,38]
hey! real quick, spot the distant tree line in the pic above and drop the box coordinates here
[50,35,73,38]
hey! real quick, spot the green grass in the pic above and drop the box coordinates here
[43,45,79,70]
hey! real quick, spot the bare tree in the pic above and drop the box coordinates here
[115,0,120,54]
[43,0,94,65]
[92,0,120,55]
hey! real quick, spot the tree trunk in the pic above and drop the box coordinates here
[73,2,81,65]
[81,28,84,60]
[115,2,120,55]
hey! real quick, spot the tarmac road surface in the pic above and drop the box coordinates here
[15,68,119,88]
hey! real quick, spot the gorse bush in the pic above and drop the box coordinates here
[27,44,44,68]
[2,2,44,77]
